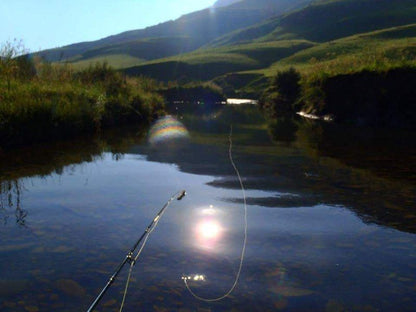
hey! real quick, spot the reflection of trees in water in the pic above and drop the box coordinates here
[295,119,416,183]
[267,116,299,144]
[292,119,416,232]
[0,125,148,228]
[0,180,27,227]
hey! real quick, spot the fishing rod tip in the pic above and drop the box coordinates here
[177,190,186,200]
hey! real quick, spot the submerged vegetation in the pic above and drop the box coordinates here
[0,41,164,148]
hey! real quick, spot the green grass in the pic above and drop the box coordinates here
[265,0,416,43]
[69,54,145,70]
[74,37,201,63]
[0,59,164,148]
[205,0,416,47]
[257,24,416,78]
[209,25,415,96]
[205,18,282,47]
[257,25,416,128]
[122,23,416,97]
[35,0,312,63]
[123,40,315,82]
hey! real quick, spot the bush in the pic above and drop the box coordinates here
[273,67,301,104]
[260,67,302,116]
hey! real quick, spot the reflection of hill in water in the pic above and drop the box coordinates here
[141,107,415,234]
[0,106,415,233]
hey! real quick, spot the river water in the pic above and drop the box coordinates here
[0,104,415,311]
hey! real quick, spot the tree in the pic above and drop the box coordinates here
[260,67,302,116]
[273,67,301,105]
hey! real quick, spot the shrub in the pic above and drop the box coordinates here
[260,67,302,116]
[273,67,301,104]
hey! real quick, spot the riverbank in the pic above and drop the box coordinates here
[0,59,164,149]
[301,66,416,127]
[158,81,225,105]
[261,65,416,128]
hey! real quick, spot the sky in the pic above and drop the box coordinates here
[0,0,215,52]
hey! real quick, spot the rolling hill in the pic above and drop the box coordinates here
[123,40,315,81]
[117,0,416,96]
[37,0,313,65]
[33,0,416,98]
[207,0,416,47]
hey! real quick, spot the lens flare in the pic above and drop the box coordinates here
[148,115,189,144]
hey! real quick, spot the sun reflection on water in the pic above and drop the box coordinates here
[197,220,222,240]
[193,205,224,251]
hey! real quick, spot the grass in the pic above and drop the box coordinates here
[29,0,416,101]
[257,26,416,127]
[266,0,416,43]
[209,24,416,97]
[159,81,225,104]
[255,24,416,78]
[300,66,416,127]
[70,54,145,70]
[205,0,416,47]
[123,40,315,82]
[0,53,164,149]
[123,22,416,95]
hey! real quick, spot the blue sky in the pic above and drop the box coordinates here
[0,0,215,52]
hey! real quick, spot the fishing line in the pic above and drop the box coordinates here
[183,125,248,302]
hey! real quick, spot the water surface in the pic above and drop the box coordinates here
[0,104,415,311]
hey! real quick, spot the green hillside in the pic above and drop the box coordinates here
[70,54,145,70]
[35,0,312,65]
[218,24,413,97]
[257,23,416,128]
[119,0,415,90]
[263,0,416,42]
[263,24,416,77]
[69,36,200,69]
[207,0,416,47]
[123,40,315,81]
[30,0,416,101]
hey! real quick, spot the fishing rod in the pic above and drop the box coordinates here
[87,190,187,312]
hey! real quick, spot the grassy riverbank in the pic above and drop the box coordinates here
[0,51,164,148]
[159,81,225,105]
[300,66,416,126]
[259,25,416,128]
[261,64,416,128]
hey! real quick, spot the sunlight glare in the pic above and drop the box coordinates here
[201,205,217,216]
[198,220,221,239]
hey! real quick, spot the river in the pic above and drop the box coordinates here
[0,104,415,311]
